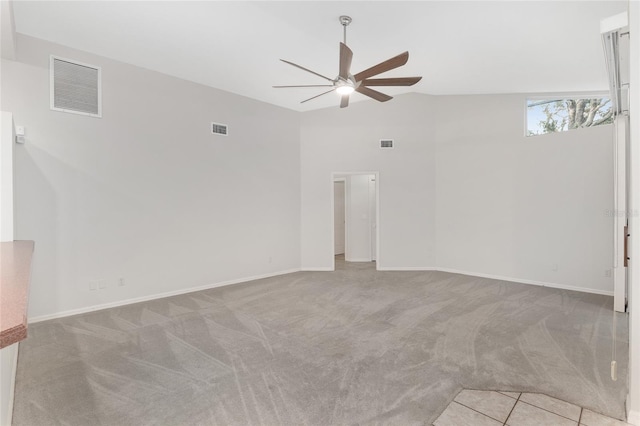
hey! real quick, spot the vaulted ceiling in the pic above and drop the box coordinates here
[12,1,627,111]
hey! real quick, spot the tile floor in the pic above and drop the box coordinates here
[434,389,634,426]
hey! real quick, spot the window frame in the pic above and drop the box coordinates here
[524,92,612,137]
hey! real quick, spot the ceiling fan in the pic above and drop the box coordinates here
[274,16,422,108]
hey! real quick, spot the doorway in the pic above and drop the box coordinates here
[332,172,379,270]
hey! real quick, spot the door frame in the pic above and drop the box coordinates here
[613,114,629,312]
[333,178,346,256]
[331,172,380,271]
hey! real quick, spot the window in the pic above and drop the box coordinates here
[526,97,612,137]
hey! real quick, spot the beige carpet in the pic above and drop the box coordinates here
[13,258,628,425]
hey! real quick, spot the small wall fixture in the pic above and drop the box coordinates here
[211,122,228,136]
[380,139,394,149]
[15,126,25,144]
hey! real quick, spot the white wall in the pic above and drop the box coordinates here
[626,2,640,423]
[0,34,617,319]
[301,93,438,270]
[301,92,614,294]
[0,111,14,242]
[0,0,16,61]
[0,112,17,426]
[0,343,18,426]
[435,94,614,294]
[345,174,374,262]
[1,34,301,320]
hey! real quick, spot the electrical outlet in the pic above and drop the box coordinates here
[551,263,559,272]
[89,280,98,291]
[268,256,272,264]
[605,269,612,278]
[118,277,125,287]
[98,279,107,289]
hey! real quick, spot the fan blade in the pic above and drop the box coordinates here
[353,52,409,82]
[340,95,350,108]
[361,77,422,86]
[273,85,334,88]
[356,86,392,102]
[280,59,334,82]
[339,42,353,80]
[301,89,336,104]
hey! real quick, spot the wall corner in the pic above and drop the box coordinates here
[0,0,16,60]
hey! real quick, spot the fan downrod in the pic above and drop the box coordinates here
[340,16,352,45]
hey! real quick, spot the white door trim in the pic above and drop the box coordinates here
[331,172,380,271]
[333,178,346,255]
[613,115,628,312]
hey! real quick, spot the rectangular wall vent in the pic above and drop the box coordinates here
[50,56,101,117]
[380,139,394,149]
[211,122,228,136]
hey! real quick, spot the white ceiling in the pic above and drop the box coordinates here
[12,1,627,111]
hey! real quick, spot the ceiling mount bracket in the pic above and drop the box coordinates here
[339,15,352,26]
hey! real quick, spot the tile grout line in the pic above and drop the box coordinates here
[578,407,583,425]
[498,391,519,400]
[503,393,521,425]
[437,391,625,426]
[518,399,581,423]
[452,400,505,424]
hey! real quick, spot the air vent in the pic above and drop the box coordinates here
[50,56,101,117]
[380,139,394,149]
[211,122,228,136]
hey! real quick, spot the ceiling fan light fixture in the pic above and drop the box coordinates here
[336,84,355,95]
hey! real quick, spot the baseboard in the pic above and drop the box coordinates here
[345,258,373,262]
[28,264,613,323]
[303,264,611,296]
[436,267,614,297]
[28,268,300,323]
[628,409,640,425]
[377,266,437,271]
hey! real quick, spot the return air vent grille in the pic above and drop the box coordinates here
[380,139,394,149]
[212,122,228,136]
[50,56,101,117]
